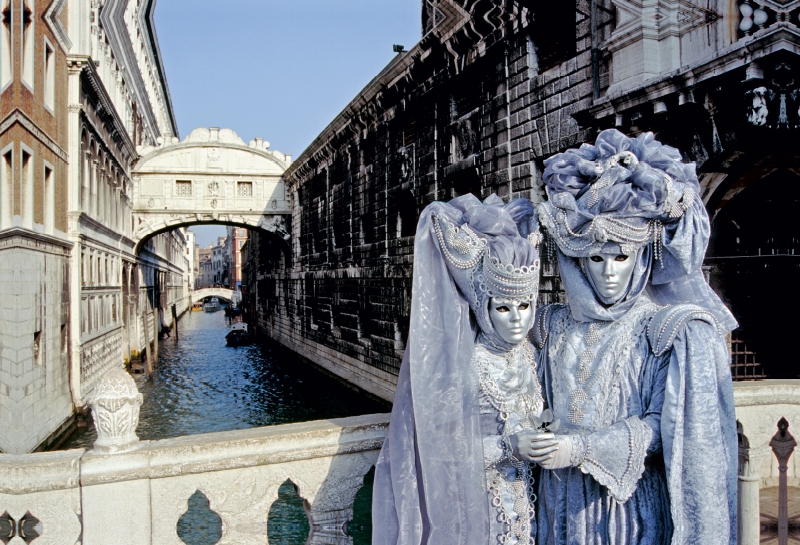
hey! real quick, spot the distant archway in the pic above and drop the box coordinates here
[191,288,235,304]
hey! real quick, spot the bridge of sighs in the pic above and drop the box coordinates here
[131,127,292,249]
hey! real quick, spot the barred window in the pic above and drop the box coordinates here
[237,181,253,197]
[175,180,192,196]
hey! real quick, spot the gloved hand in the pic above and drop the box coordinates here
[537,435,587,470]
[509,431,557,463]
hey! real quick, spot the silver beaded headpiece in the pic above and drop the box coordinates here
[433,213,540,310]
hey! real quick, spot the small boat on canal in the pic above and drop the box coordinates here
[203,297,222,312]
[191,302,203,311]
[226,322,253,346]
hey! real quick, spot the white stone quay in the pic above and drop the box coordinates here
[0,413,389,545]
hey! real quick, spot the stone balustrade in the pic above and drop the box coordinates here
[0,411,389,545]
[0,374,796,545]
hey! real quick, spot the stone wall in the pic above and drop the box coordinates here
[0,232,72,454]
[250,0,800,395]
[250,2,597,399]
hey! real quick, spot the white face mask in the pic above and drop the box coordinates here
[585,252,636,301]
[487,297,534,345]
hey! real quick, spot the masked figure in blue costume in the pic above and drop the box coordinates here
[372,194,544,545]
[513,129,739,545]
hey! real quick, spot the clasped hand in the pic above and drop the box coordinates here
[510,431,574,469]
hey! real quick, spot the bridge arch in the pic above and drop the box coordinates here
[131,127,292,252]
[192,288,236,304]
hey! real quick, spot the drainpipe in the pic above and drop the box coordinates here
[504,44,513,199]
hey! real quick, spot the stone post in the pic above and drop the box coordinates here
[86,367,143,454]
[770,418,797,545]
[738,425,768,545]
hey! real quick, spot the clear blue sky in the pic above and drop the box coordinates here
[157,0,421,247]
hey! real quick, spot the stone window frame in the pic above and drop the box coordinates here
[20,0,33,92]
[0,0,12,92]
[0,141,13,229]
[42,158,54,234]
[236,180,253,197]
[19,141,34,228]
[174,179,193,197]
[43,35,55,113]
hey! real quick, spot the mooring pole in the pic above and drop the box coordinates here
[172,304,179,342]
[142,310,153,378]
[152,308,159,366]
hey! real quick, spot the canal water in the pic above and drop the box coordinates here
[59,309,386,545]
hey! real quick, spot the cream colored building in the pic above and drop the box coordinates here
[0,0,190,454]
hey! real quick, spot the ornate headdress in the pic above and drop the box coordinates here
[538,129,698,259]
[536,129,736,331]
[433,194,541,346]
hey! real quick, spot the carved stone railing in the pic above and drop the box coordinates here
[0,412,389,545]
[734,380,800,545]
[1,375,796,545]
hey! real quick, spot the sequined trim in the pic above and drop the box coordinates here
[475,342,543,429]
[474,342,541,545]
[486,463,536,545]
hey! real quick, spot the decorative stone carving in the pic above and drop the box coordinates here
[770,418,797,544]
[87,367,143,454]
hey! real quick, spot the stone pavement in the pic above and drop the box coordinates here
[761,487,800,544]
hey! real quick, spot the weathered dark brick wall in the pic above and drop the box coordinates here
[247,1,614,399]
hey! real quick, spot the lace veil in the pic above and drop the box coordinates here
[372,194,540,545]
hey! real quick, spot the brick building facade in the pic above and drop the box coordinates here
[0,0,187,453]
[246,0,800,400]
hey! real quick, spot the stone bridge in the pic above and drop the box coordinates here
[131,127,293,250]
[191,287,235,303]
[0,372,797,545]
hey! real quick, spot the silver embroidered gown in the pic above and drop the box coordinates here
[534,299,673,545]
[474,340,543,545]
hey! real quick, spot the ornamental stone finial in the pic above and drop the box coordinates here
[87,367,143,454]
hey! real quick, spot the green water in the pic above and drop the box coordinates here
[60,310,385,544]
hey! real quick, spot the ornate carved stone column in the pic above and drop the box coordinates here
[770,418,797,545]
[87,367,143,454]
